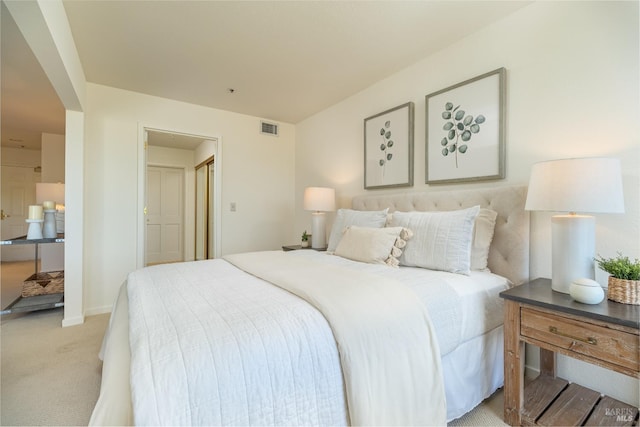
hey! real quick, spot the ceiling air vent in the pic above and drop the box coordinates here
[261,121,279,137]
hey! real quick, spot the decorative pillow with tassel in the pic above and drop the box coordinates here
[334,226,412,267]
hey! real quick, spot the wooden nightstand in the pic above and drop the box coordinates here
[282,245,326,252]
[500,278,639,426]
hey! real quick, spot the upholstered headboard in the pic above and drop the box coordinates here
[352,186,529,285]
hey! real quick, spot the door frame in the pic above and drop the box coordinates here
[137,124,223,269]
[194,156,215,260]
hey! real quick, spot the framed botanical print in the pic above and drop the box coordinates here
[425,68,505,184]
[364,102,414,189]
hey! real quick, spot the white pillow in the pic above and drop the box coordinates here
[334,226,411,267]
[390,206,480,275]
[471,208,498,271]
[327,208,388,253]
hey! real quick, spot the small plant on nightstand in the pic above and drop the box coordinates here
[301,230,310,248]
[595,252,640,305]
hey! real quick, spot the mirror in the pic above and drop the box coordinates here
[195,157,214,260]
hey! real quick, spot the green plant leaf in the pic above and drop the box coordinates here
[470,124,480,133]
[448,130,456,140]
[379,159,385,166]
[380,128,385,135]
[459,144,468,153]
[385,131,391,139]
[442,111,451,119]
[380,144,386,151]
[454,110,465,120]
[463,115,473,126]
[387,140,394,148]
[443,122,454,130]
[595,253,640,280]
[449,144,456,153]
[385,120,391,128]
[445,102,453,111]
[475,115,486,124]
[441,148,449,156]
[387,153,393,161]
[461,130,471,141]
[457,122,464,131]
[441,138,448,146]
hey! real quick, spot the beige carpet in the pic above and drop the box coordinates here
[0,259,506,426]
[1,309,109,426]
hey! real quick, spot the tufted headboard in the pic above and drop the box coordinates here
[352,186,529,285]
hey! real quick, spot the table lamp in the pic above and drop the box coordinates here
[36,183,65,237]
[525,157,624,293]
[303,187,335,249]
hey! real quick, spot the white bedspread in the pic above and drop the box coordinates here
[127,257,348,426]
[224,251,446,426]
[122,250,508,426]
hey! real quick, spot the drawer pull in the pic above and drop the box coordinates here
[549,326,597,345]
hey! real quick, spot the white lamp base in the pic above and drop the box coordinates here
[26,219,44,240]
[551,215,595,293]
[43,210,57,238]
[311,212,327,249]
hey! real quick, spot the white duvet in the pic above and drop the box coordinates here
[224,251,445,425]
[121,250,507,426]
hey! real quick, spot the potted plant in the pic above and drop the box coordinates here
[595,253,640,305]
[301,230,310,248]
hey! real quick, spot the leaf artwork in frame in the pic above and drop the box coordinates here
[426,68,505,184]
[364,102,414,190]
[440,102,486,168]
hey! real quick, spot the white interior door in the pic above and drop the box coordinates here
[146,166,184,265]
[1,166,40,261]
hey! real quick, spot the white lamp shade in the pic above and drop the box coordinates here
[303,187,335,212]
[36,183,65,206]
[525,157,624,294]
[525,157,624,214]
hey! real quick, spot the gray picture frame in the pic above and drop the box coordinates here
[364,102,414,190]
[425,68,506,184]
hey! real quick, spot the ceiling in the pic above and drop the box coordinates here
[1,1,531,151]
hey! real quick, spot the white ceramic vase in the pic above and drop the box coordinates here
[569,278,605,304]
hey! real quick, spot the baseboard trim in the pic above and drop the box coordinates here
[62,314,85,327]
[84,305,113,317]
[525,365,540,379]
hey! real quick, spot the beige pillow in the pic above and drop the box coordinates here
[390,206,480,275]
[334,226,411,267]
[471,208,498,271]
[327,208,388,252]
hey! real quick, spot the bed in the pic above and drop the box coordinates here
[90,185,529,426]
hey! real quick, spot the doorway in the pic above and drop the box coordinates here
[1,165,41,261]
[139,127,222,268]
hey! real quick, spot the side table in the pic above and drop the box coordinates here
[500,278,639,426]
[282,245,327,252]
[1,234,65,315]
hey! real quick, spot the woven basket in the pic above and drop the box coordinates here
[607,276,640,305]
[22,271,64,297]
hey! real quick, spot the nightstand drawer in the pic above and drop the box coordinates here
[521,307,639,372]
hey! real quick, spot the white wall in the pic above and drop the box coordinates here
[84,83,296,314]
[1,147,41,168]
[147,145,196,261]
[41,133,65,182]
[295,1,639,405]
[195,140,216,165]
